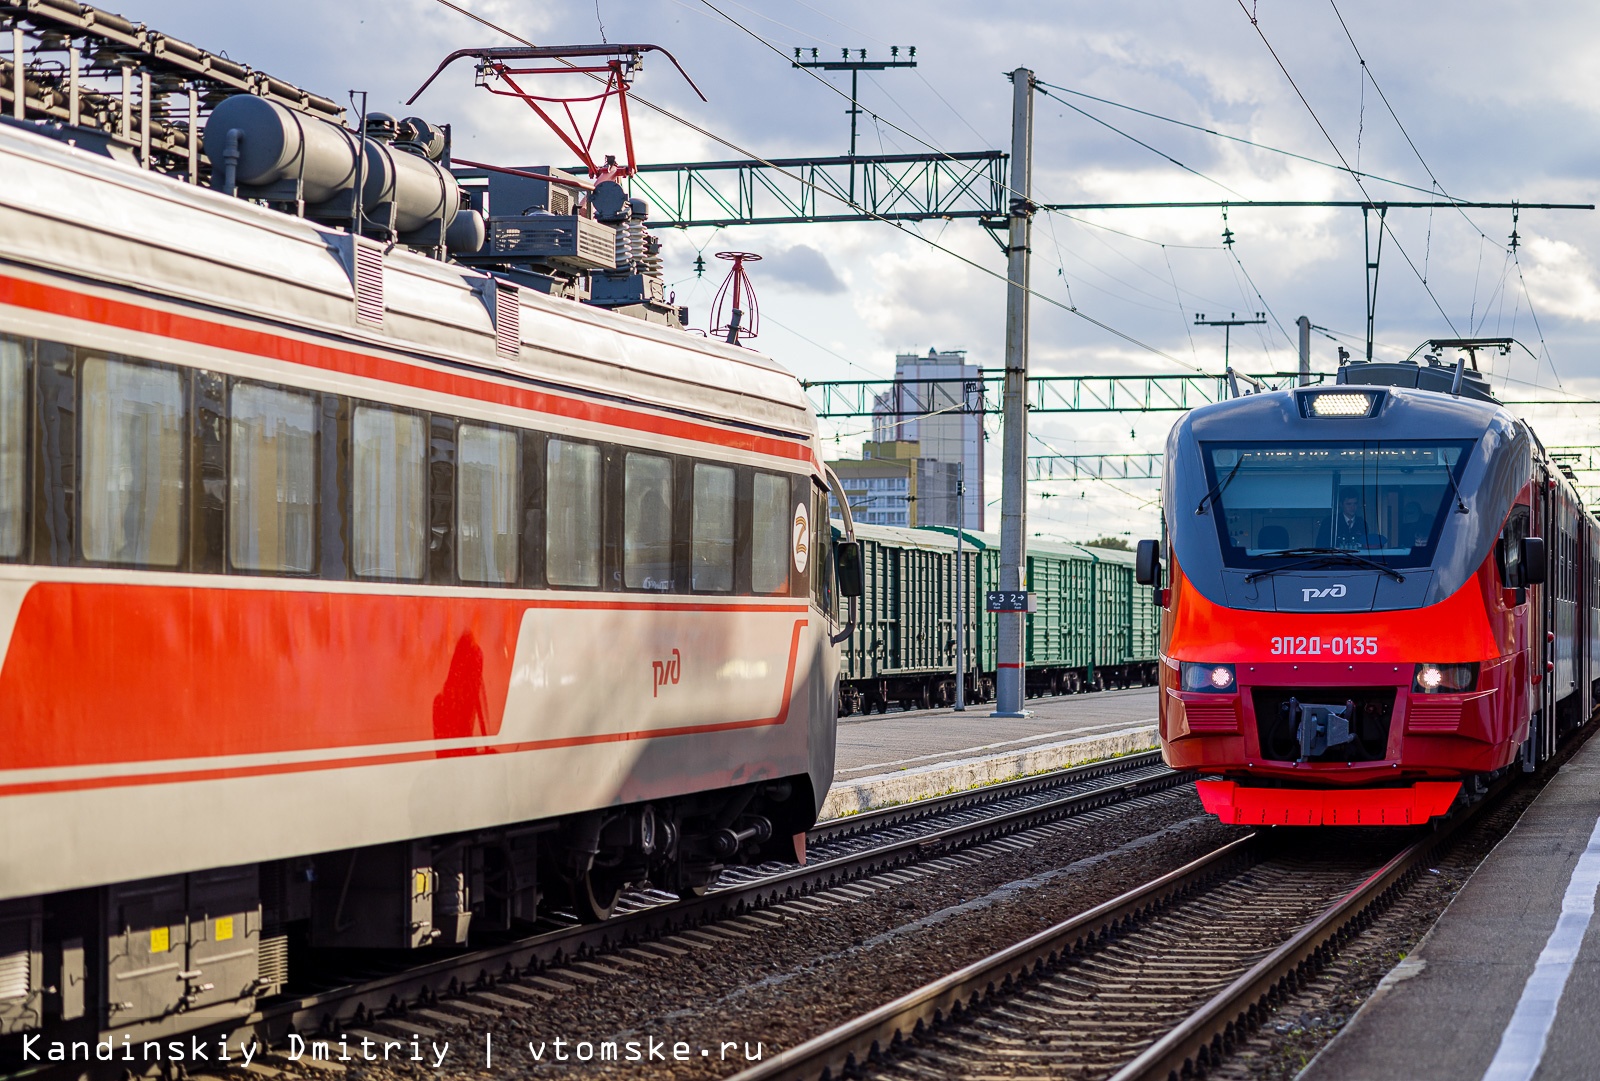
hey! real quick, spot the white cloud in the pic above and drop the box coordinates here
[1518,235,1600,323]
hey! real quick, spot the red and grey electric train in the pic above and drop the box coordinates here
[1139,357,1599,825]
[0,111,861,1049]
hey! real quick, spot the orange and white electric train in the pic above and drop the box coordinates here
[0,115,859,1048]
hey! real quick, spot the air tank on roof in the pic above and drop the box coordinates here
[203,95,461,240]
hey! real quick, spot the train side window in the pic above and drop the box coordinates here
[34,341,75,565]
[0,336,27,558]
[229,383,317,574]
[457,423,519,585]
[624,452,673,591]
[751,472,790,595]
[691,462,735,592]
[80,355,186,567]
[351,404,426,580]
[546,438,601,587]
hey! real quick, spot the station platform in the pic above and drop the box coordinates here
[1301,731,1600,1081]
[821,686,1159,818]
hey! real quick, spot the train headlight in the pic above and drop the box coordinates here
[1303,391,1379,418]
[1181,662,1237,693]
[1413,662,1478,694]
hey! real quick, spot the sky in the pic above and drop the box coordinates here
[122,0,1600,541]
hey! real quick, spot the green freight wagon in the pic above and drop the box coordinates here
[835,525,986,714]
[836,524,1160,715]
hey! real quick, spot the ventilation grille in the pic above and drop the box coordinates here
[495,283,521,360]
[0,950,30,1001]
[1406,701,1462,733]
[353,240,385,326]
[1183,702,1239,733]
[257,934,289,993]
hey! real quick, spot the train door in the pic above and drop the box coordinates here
[1536,468,1557,763]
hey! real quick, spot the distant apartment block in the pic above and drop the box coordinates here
[827,441,960,528]
[870,349,984,528]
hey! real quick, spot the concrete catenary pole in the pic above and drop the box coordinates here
[1297,314,1311,386]
[993,67,1035,718]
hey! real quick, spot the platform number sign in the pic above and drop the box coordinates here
[986,590,1036,613]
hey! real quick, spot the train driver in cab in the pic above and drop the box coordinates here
[1331,488,1370,549]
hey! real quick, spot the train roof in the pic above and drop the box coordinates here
[1176,382,1510,443]
[848,523,1136,565]
[0,121,816,439]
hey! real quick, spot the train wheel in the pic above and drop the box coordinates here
[576,867,626,922]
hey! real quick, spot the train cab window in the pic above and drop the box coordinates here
[0,336,26,558]
[457,423,519,585]
[229,383,317,574]
[811,483,834,612]
[351,405,426,580]
[1499,507,1530,588]
[691,463,735,592]
[624,453,674,591]
[1200,440,1472,571]
[751,472,790,594]
[546,438,601,587]
[79,356,185,566]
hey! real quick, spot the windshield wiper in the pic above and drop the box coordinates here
[1196,456,1244,515]
[1245,547,1405,584]
[1442,465,1469,514]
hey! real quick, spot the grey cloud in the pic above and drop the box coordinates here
[760,244,847,294]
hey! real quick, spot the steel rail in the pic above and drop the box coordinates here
[1108,822,1456,1081]
[729,783,1495,1081]
[809,749,1164,842]
[244,755,1186,1043]
[729,835,1258,1081]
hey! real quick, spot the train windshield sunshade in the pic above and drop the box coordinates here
[1198,440,1474,570]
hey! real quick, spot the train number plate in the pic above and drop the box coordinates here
[1270,635,1379,657]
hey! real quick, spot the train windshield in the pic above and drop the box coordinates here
[1199,440,1474,570]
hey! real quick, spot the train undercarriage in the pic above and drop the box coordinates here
[0,779,811,1054]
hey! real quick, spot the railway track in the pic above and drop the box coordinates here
[725,783,1505,1081]
[242,751,1186,1049]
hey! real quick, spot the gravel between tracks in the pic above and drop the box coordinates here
[309,787,1240,1080]
[1207,771,1558,1081]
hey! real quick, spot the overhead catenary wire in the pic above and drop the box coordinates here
[423,0,1206,374]
[1324,0,1567,390]
[1032,79,1448,200]
[1232,0,1463,338]
[1034,84,1244,198]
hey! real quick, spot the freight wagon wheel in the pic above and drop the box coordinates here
[577,866,627,922]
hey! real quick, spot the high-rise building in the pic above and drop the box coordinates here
[827,442,960,528]
[871,349,984,528]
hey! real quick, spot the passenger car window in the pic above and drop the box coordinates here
[457,424,519,585]
[230,383,317,573]
[546,438,600,587]
[351,405,426,579]
[80,356,185,566]
[751,472,789,595]
[0,336,26,558]
[624,453,673,590]
[691,463,735,592]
